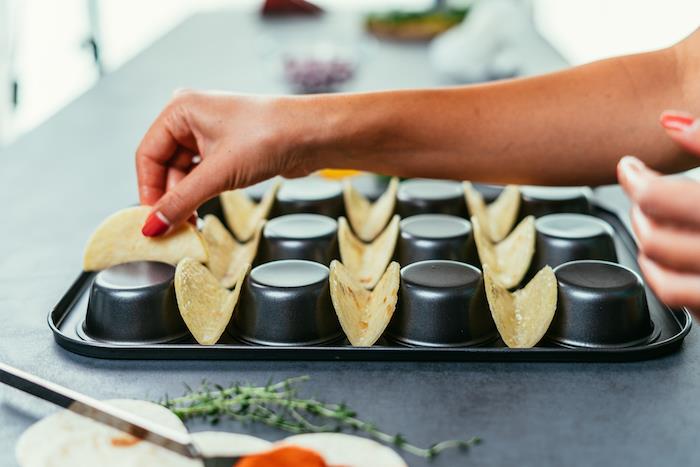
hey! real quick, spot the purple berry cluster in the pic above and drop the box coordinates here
[283,56,355,93]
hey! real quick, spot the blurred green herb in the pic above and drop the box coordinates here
[160,375,480,459]
[365,7,469,26]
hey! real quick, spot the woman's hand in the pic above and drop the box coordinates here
[136,91,318,236]
[617,110,700,310]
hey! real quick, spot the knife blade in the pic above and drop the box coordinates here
[0,361,202,460]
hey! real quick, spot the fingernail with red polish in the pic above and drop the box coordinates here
[142,211,170,237]
[660,112,696,132]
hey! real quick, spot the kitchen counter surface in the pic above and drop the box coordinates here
[0,11,696,467]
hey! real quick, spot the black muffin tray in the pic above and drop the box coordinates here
[49,182,691,362]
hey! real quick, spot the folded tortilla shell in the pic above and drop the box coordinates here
[201,215,262,288]
[280,433,407,467]
[329,260,400,347]
[472,215,535,289]
[83,206,208,271]
[483,264,558,348]
[338,215,400,289]
[16,399,199,467]
[343,177,399,241]
[175,258,248,345]
[220,181,280,242]
[464,182,520,242]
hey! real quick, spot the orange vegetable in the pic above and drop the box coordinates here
[109,435,141,447]
[235,446,327,467]
[318,169,361,180]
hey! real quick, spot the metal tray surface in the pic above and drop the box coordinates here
[49,204,691,361]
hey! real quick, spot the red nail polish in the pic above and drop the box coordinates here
[187,210,198,226]
[660,114,695,132]
[142,211,170,237]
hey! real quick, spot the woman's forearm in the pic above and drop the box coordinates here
[134,31,700,229]
[295,34,699,186]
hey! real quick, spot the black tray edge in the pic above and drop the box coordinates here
[48,205,693,362]
[49,319,691,362]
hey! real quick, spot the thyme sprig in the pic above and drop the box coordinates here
[160,375,480,459]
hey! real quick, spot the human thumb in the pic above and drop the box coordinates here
[141,162,222,237]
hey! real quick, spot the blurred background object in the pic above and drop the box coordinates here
[279,41,357,93]
[365,4,469,41]
[0,0,17,144]
[429,0,567,82]
[261,0,322,15]
[0,0,699,147]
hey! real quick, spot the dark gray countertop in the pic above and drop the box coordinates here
[0,11,697,467]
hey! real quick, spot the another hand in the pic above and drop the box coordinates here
[617,110,700,310]
[136,91,316,236]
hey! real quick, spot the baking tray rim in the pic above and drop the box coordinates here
[48,204,693,361]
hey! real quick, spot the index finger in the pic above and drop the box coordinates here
[135,120,176,206]
[135,100,199,205]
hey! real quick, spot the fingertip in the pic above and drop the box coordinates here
[141,210,171,237]
[638,253,692,309]
[617,156,647,196]
[629,203,643,227]
[660,110,696,131]
[146,155,222,231]
[637,253,663,291]
[660,109,695,121]
[660,110,700,154]
[619,154,644,167]
[151,183,203,231]
[617,161,630,194]
[618,155,644,175]
[630,205,655,251]
[637,252,648,269]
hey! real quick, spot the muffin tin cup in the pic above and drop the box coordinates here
[82,261,188,345]
[531,213,618,272]
[397,214,476,266]
[230,260,342,346]
[387,260,497,347]
[396,179,466,218]
[260,214,339,265]
[273,178,344,218]
[520,186,592,218]
[51,181,693,362]
[546,260,659,349]
[245,177,282,202]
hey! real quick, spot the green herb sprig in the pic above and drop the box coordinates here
[160,375,480,459]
